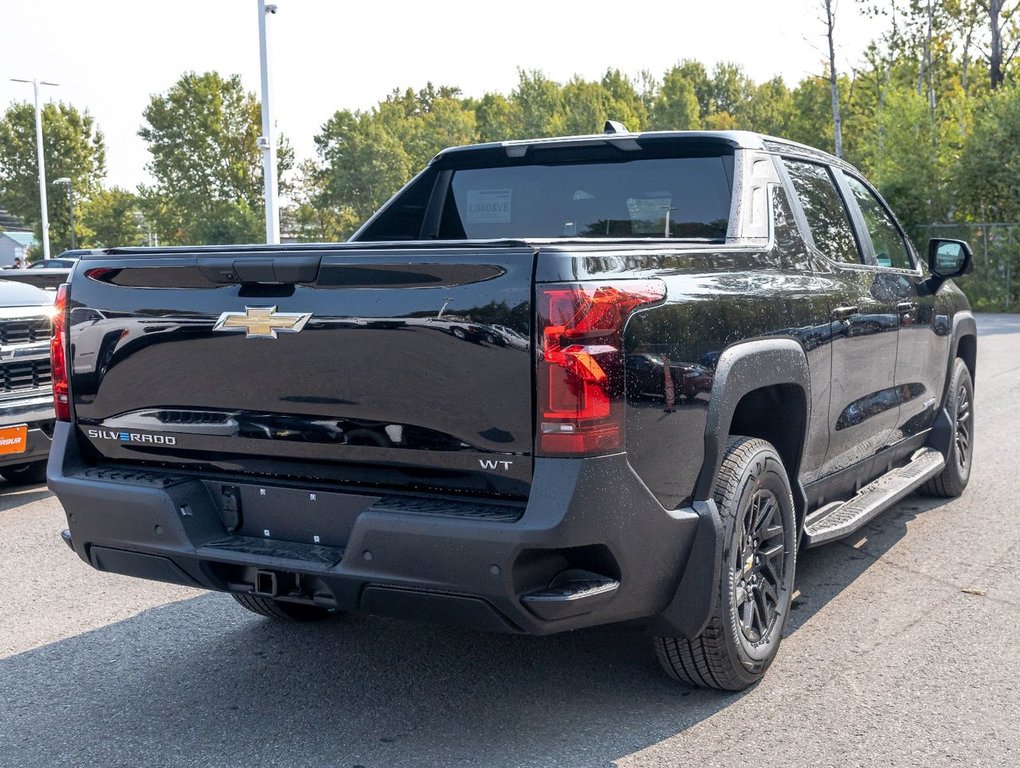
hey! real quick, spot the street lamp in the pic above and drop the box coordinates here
[53,177,75,250]
[132,210,156,247]
[10,78,59,260]
[257,0,280,244]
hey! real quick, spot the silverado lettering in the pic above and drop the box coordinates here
[85,429,177,445]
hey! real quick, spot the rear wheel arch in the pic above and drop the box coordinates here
[696,340,811,520]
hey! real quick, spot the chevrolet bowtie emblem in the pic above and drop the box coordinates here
[212,306,312,339]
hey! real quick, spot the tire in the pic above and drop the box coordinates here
[655,437,798,690]
[920,358,974,498]
[1,460,48,486]
[451,326,467,340]
[231,592,333,621]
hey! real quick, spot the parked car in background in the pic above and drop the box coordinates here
[0,280,55,484]
[3,250,85,290]
[28,257,80,270]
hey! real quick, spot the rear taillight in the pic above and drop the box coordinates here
[537,280,665,456]
[50,283,70,421]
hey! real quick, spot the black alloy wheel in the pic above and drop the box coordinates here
[655,436,797,690]
[953,379,972,473]
[733,489,787,647]
[921,358,974,497]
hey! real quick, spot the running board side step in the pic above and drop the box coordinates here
[802,448,945,548]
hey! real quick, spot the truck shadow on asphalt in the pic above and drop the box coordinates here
[1,494,950,768]
[0,484,51,509]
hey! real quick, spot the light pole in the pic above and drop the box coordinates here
[132,210,155,247]
[10,78,59,260]
[257,1,281,244]
[53,177,75,250]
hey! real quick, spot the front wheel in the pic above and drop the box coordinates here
[655,437,798,690]
[920,358,974,498]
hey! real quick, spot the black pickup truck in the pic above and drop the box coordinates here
[48,129,975,690]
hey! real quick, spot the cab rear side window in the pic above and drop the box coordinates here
[783,159,862,264]
[844,175,914,270]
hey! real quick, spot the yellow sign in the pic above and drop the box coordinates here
[0,424,28,455]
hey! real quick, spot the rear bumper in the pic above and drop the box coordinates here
[48,421,717,635]
[0,394,54,469]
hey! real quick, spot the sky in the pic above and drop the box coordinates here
[0,1,886,190]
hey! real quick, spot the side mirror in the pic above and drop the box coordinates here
[927,238,973,279]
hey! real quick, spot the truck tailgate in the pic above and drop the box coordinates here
[67,246,535,497]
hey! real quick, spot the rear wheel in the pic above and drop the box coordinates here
[655,437,797,690]
[0,460,47,486]
[231,593,333,621]
[920,358,974,498]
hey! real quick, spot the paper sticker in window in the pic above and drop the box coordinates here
[628,197,674,236]
[465,189,512,224]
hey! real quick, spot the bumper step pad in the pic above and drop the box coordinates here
[520,571,620,621]
[199,535,345,567]
[802,447,945,547]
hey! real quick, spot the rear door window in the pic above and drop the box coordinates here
[440,155,734,240]
[783,159,863,264]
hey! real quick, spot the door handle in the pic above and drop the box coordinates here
[831,306,859,320]
[897,301,918,313]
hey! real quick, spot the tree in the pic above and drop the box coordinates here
[512,70,567,137]
[0,101,105,253]
[308,109,414,239]
[824,0,846,157]
[744,77,794,135]
[561,77,610,135]
[708,62,753,123]
[650,66,701,129]
[958,83,1020,219]
[600,69,648,130]
[138,71,292,245]
[672,60,714,120]
[474,92,520,142]
[976,0,1020,88]
[81,187,145,247]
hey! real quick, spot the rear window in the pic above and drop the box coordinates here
[438,155,734,240]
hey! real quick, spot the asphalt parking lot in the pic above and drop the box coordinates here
[1,314,1018,768]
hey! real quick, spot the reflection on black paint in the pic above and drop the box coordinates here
[836,383,926,430]
[626,353,715,403]
[90,408,484,452]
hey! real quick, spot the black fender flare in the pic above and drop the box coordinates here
[654,339,810,639]
[928,310,976,458]
[694,338,811,500]
[946,310,977,388]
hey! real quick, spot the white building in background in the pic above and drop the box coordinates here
[0,231,37,267]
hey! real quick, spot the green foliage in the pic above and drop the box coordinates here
[474,93,519,142]
[0,101,105,252]
[513,70,567,137]
[649,66,701,130]
[138,71,292,245]
[81,187,145,247]
[958,84,1020,220]
[743,78,794,136]
[599,69,648,130]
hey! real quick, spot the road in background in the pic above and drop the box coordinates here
[1,315,1018,768]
